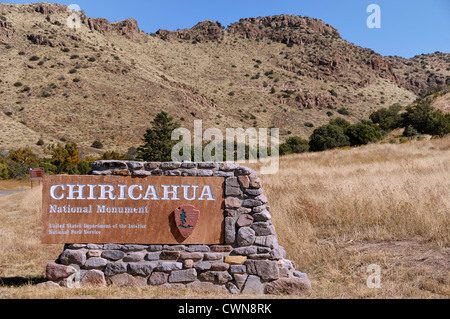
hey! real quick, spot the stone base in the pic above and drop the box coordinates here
[44,243,311,295]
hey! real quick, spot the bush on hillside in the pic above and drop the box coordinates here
[309,124,350,152]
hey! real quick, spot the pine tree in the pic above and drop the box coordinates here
[137,111,181,162]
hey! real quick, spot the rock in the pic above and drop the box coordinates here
[36,281,61,289]
[203,253,224,261]
[210,245,233,252]
[126,161,144,170]
[251,222,275,236]
[163,245,186,251]
[236,227,256,246]
[225,185,243,196]
[264,278,312,295]
[293,271,309,279]
[148,272,169,285]
[156,20,223,43]
[80,270,107,287]
[101,250,125,261]
[122,244,148,252]
[104,261,127,276]
[210,262,230,271]
[179,252,204,261]
[112,18,140,41]
[184,259,194,269]
[254,235,278,248]
[103,244,122,250]
[195,262,212,271]
[241,275,264,294]
[145,252,160,261]
[219,162,240,171]
[225,177,240,187]
[127,262,155,277]
[112,169,131,176]
[108,273,137,287]
[224,217,236,244]
[245,260,279,280]
[169,269,197,283]
[236,214,254,227]
[87,250,102,258]
[197,162,218,169]
[233,246,258,256]
[59,249,86,266]
[225,197,241,209]
[245,188,263,196]
[233,274,248,290]
[144,162,160,170]
[227,283,240,294]
[256,194,268,204]
[242,199,263,208]
[132,170,152,176]
[154,262,183,272]
[159,250,181,260]
[160,162,181,169]
[224,256,247,265]
[186,245,210,252]
[269,246,286,260]
[252,209,271,221]
[123,252,146,262]
[46,262,77,281]
[147,245,163,251]
[181,162,197,169]
[84,257,107,269]
[238,176,250,188]
[230,265,247,274]
[198,271,232,285]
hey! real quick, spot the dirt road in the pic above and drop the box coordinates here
[0,190,25,198]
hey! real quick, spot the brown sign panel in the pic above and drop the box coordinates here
[30,168,44,181]
[41,175,225,244]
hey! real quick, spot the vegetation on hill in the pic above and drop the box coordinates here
[1,3,448,157]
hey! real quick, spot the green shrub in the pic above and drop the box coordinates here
[29,56,40,61]
[369,104,402,131]
[309,124,350,152]
[403,125,419,137]
[285,136,309,154]
[329,117,350,130]
[13,82,23,87]
[345,123,383,146]
[402,103,450,136]
[91,140,104,149]
[337,108,350,116]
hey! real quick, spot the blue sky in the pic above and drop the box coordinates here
[4,0,450,58]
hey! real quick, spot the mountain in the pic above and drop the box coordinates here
[0,3,448,157]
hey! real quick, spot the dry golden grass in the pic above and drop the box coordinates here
[255,137,450,298]
[0,138,449,299]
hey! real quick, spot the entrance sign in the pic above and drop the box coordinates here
[41,175,225,244]
[30,168,44,181]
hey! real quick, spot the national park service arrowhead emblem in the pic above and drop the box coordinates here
[174,205,200,239]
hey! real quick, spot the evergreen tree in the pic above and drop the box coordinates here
[137,111,181,162]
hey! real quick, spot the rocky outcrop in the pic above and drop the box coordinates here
[0,19,15,43]
[227,15,340,44]
[27,33,57,47]
[156,20,224,43]
[112,18,140,41]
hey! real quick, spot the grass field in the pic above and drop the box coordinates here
[0,137,449,299]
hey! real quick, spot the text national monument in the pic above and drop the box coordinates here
[42,161,312,295]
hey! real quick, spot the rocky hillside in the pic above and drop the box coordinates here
[0,3,448,157]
